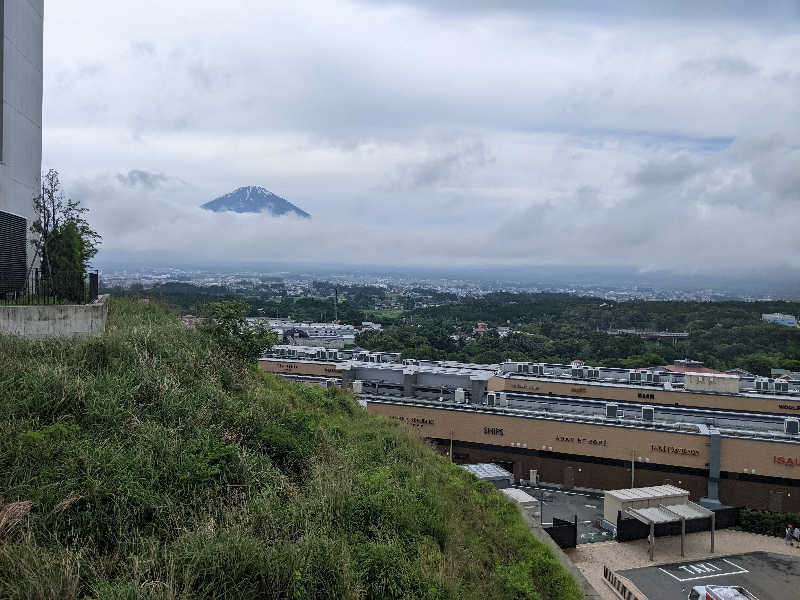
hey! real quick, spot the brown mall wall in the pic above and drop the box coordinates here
[433,441,708,502]
[489,375,800,417]
[718,477,800,512]
[258,360,341,378]
[431,441,800,511]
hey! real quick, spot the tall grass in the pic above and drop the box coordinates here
[0,298,582,599]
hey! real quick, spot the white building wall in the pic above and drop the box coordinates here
[0,0,44,265]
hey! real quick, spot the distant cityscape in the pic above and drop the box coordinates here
[99,265,800,304]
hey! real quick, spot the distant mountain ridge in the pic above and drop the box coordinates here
[201,186,310,218]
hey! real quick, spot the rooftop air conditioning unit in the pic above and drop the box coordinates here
[651,373,661,384]
[486,392,497,407]
[606,403,618,419]
[629,370,642,383]
[643,371,654,383]
[755,378,768,392]
[641,406,654,422]
[775,380,789,393]
[498,392,508,407]
[352,380,363,394]
[785,418,799,436]
[454,388,465,403]
[588,368,600,380]
[532,364,545,376]
[571,367,583,378]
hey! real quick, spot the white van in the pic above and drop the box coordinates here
[688,585,758,600]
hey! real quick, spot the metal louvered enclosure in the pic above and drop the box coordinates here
[0,210,27,295]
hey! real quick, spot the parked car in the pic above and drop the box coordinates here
[688,585,758,600]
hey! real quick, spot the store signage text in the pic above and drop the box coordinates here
[650,444,700,456]
[484,427,504,436]
[389,415,434,428]
[774,456,800,467]
[778,404,800,411]
[570,387,587,394]
[555,434,607,447]
[510,382,539,392]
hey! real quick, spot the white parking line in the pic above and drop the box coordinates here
[658,559,749,582]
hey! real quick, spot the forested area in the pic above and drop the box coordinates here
[105,283,800,376]
[355,294,800,375]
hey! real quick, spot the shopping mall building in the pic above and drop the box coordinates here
[260,347,800,512]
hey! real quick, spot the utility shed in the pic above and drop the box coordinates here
[461,463,514,489]
[500,487,538,507]
[684,372,739,394]
[604,485,689,524]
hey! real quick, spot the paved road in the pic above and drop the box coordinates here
[517,486,611,543]
[619,552,800,600]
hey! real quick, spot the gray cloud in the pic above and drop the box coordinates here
[680,56,759,77]
[387,141,493,190]
[115,170,173,190]
[61,135,799,273]
[41,1,800,274]
[631,155,701,187]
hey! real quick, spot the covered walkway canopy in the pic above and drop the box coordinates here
[626,501,715,561]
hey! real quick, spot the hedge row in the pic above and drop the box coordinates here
[738,507,800,537]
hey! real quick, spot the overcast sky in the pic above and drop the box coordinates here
[43,1,800,273]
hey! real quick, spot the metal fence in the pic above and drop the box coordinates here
[0,269,99,305]
[544,515,578,549]
[616,506,739,542]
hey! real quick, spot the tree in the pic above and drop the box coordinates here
[46,221,84,301]
[202,300,277,363]
[29,169,101,297]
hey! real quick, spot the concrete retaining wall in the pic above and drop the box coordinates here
[0,294,109,338]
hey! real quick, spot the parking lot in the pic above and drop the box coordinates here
[619,552,800,600]
[516,485,610,543]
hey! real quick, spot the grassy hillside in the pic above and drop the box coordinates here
[0,299,581,600]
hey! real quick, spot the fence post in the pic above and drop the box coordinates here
[574,515,578,547]
[89,271,99,303]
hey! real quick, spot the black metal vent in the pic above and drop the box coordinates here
[0,210,27,294]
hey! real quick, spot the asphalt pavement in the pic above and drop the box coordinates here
[516,485,611,544]
[619,551,800,600]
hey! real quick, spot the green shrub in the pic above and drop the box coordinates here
[738,507,800,537]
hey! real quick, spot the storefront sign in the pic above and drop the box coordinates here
[389,415,434,428]
[570,387,587,394]
[650,444,700,457]
[484,427,504,436]
[774,456,800,466]
[510,382,539,392]
[555,434,607,447]
[778,404,800,411]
